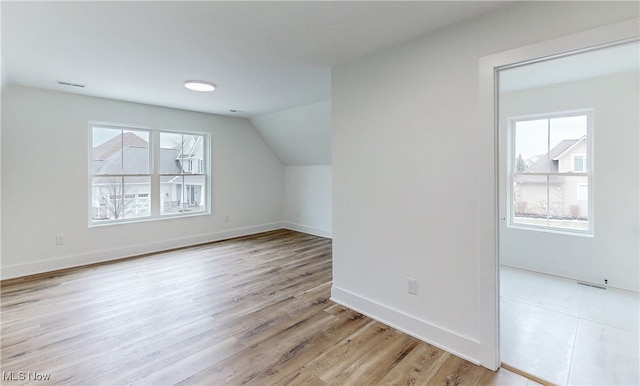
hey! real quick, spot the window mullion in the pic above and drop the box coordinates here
[546,119,551,227]
[546,174,550,227]
[150,130,160,217]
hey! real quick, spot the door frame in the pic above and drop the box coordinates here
[478,18,639,371]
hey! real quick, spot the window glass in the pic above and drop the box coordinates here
[90,124,208,225]
[514,119,548,173]
[509,113,591,234]
[158,131,206,217]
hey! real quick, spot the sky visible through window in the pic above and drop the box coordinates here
[514,115,587,160]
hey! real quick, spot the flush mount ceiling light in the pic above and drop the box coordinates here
[184,80,216,92]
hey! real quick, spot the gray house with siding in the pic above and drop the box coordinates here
[514,136,588,222]
[92,134,204,220]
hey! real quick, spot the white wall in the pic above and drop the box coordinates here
[283,165,332,238]
[1,7,5,262]
[251,101,333,239]
[1,86,284,279]
[500,71,639,292]
[1,64,4,264]
[331,1,638,369]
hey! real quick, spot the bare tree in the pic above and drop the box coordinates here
[96,178,134,220]
[516,153,527,172]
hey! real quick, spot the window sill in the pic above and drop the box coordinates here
[89,210,211,228]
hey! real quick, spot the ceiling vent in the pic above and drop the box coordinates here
[577,281,607,290]
[57,81,85,88]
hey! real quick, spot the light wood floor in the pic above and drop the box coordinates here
[1,229,536,385]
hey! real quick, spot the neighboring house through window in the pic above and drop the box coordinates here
[159,132,206,215]
[90,123,209,225]
[509,111,592,234]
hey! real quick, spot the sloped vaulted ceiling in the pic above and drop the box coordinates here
[250,100,331,166]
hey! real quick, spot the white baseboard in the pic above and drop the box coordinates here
[283,222,332,239]
[0,222,283,280]
[330,285,485,367]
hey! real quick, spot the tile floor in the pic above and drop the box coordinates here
[500,266,640,385]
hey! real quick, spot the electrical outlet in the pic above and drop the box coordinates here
[224,215,229,223]
[56,235,64,245]
[406,277,418,295]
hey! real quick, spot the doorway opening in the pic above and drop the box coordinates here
[496,40,639,384]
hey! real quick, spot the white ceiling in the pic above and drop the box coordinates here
[2,1,509,118]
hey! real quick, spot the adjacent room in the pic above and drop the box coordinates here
[2,1,638,385]
[496,41,640,384]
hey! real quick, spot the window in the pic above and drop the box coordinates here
[90,123,209,225]
[159,132,206,215]
[573,154,585,172]
[509,111,592,234]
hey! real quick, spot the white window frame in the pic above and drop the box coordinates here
[88,122,211,226]
[507,110,593,236]
[158,130,208,217]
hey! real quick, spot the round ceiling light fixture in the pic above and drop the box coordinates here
[184,80,216,92]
